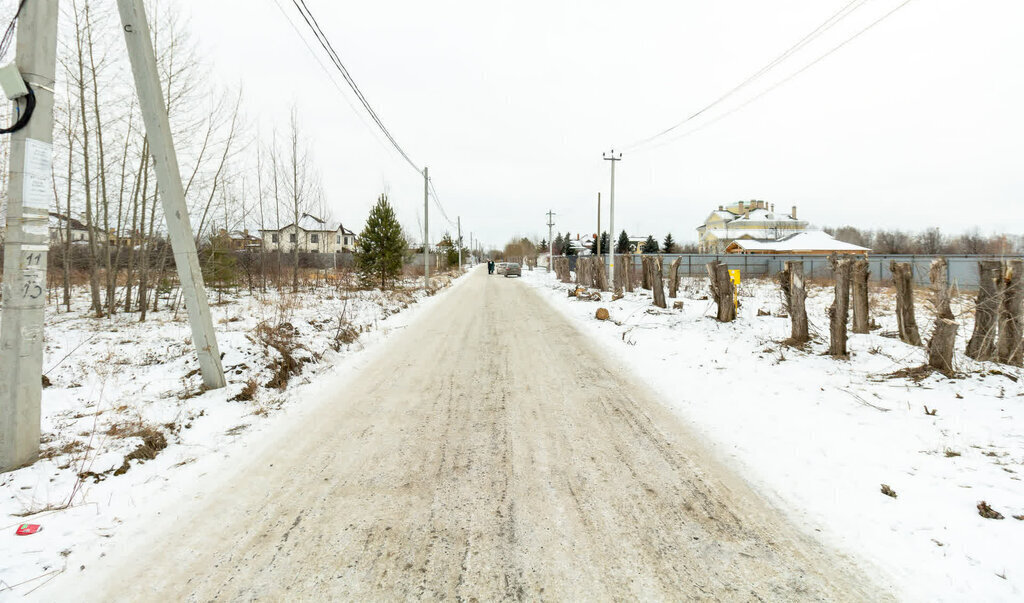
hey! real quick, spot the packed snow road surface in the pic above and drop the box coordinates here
[83,268,883,600]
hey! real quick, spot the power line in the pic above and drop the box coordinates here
[0,0,28,61]
[624,0,873,152]
[638,0,916,153]
[268,0,391,157]
[289,0,421,173]
[282,0,458,228]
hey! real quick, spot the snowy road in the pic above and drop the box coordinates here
[81,268,883,600]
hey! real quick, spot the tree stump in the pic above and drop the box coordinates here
[828,257,852,357]
[929,318,958,374]
[614,255,628,295]
[641,255,651,290]
[622,256,634,293]
[997,259,1024,365]
[556,258,571,283]
[668,257,681,298]
[927,257,957,373]
[706,260,735,322]
[929,257,954,320]
[890,261,922,346]
[651,256,667,309]
[785,261,809,343]
[966,260,1001,361]
[594,256,608,291]
[851,258,870,334]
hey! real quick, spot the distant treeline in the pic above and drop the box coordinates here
[825,226,1023,255]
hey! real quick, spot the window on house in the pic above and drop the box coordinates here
[271,234,279,243]
[310,233,319,244]
[289,233,296,243]
[336,235,341,244]
[345,237,352,245]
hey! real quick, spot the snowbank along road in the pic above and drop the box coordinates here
[79,267,887,600]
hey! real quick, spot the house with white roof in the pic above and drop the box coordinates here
[697,200,808,253]
[725,230,871,255]
[259,213,357,254]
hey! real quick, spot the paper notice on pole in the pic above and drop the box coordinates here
[22,138,53,211]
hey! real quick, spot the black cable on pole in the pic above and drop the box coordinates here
[0,83,34,135]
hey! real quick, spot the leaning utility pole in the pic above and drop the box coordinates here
[457,216,462,271]
[0,0,59,472]
[117,0,225,389]
[546,210,555,272]
[422,167,429,288]
[603,150,622,289]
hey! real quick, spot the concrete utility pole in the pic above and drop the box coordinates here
[602,150,622,289]
[0,0,59,472]
[457,216,462,271]
[546,210,555,272]
[596,192,601,260]
[117,0,224,389]
[422,167,429,288]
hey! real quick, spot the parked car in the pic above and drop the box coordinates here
[495,262,507,275]
[504,262,522,277]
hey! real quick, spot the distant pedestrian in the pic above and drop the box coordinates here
[488,260,494,274]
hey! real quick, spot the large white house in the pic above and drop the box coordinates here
[259,213,357,254]
[697,200,808,253]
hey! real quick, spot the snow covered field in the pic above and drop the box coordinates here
[0,273,464,596]
[522,266,1023,602]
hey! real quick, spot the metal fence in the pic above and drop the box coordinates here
[560,254,1022,288]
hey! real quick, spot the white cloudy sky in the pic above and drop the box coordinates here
[183,0,1023,249]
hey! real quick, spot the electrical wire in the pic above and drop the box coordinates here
[623,0,873,152]
[637,0,916,153]
[281,0,461,235]
[0,0,27,61]
[269,0,393,158]
[289,0,421,173]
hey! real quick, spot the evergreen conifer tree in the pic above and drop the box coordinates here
[642,235,660,254]
[356,194,406,288]
[600,232,610,254]
[663,233,676,254]
[562,232,577,256]
[616,230,630,254]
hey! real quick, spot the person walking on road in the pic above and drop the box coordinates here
[488,260,494,274]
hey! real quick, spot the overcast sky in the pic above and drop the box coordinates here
[183,0,1023,250]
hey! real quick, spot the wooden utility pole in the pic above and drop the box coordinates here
[457,216,462,271]
[117,0,225,389]
[0,0,60,472]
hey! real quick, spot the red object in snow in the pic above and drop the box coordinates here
[15,524,41,536]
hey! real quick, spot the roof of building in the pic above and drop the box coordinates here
[726,230,871,253]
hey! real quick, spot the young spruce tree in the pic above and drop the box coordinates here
[616,230,630,254]
[356,194,406,289]
[663,233,676,254]
[642,235,660,254]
